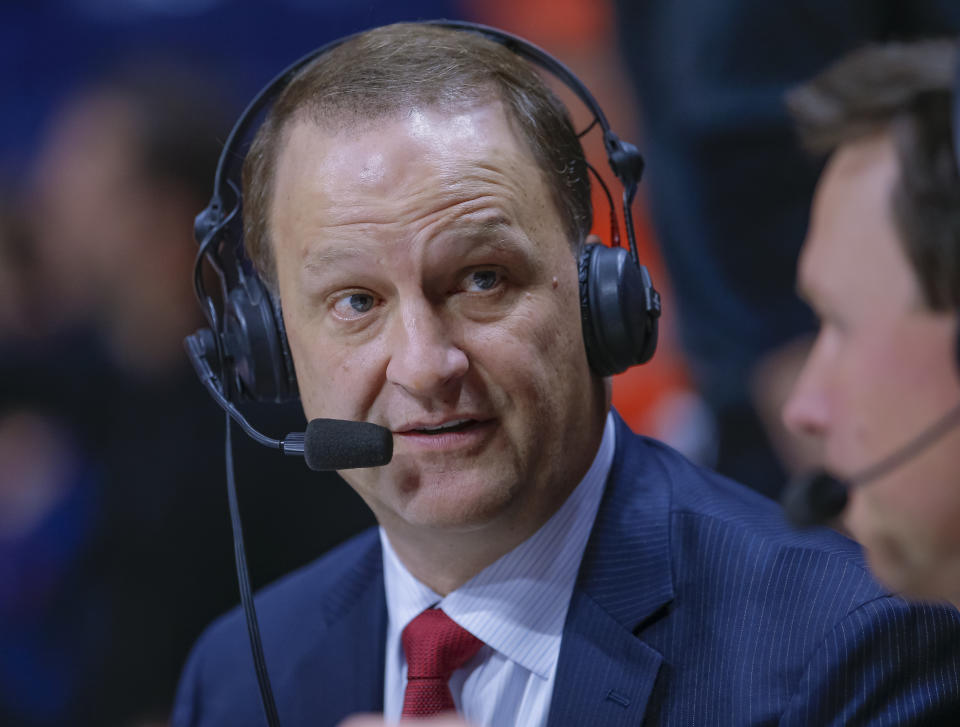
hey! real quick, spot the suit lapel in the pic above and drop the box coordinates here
[547,414,674,726]
[548,589,664,726]
[280,536,388,723]
[315,572,387,717]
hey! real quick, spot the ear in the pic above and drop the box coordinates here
[585,233,603,246]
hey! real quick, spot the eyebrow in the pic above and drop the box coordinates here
[302,214,519,270]
[303,245,368,274]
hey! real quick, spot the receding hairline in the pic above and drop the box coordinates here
[273,83,513,165]
[242,21,592,292]
[265,94,573,244]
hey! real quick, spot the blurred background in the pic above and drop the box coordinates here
[2,1,958,725]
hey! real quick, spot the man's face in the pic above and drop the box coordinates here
[783,132,960,603]
[269,103,603,539]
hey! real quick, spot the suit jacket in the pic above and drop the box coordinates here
[173,415,960,725]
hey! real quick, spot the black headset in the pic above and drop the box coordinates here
[190,19,661,414]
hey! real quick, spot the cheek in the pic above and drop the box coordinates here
[286,320,380,420]
[825,339,900,464]
[286,332,328,418]
[482,288,587,415]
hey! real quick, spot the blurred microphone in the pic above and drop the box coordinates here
[782,401,960,528]
[781,471,848,529]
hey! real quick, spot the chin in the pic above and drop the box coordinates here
[391,469,523,530]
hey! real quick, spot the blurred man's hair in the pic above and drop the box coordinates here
[243,22,592,291]
[87,61,229,206]
[788,40,960,310]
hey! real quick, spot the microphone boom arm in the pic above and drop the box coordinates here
[185,330,304,455]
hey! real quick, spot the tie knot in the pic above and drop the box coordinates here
[402,608,484,681]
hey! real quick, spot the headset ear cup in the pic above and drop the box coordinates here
[578,242,659,377]
[222,272,299,403]
[579,244,606,374]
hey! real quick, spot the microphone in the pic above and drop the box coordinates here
[303,418,393,471]
[782,400,960,528]
[185,329,393,471]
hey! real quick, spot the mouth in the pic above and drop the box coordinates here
[394,417,495,450]
[405,418,478,435]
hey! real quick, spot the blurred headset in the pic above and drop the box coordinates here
[188,19,661,419]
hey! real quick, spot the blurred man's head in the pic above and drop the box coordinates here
[783,41,960,602]
[243,24,607,586]
[29,62,228,367]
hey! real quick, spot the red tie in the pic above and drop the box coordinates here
[401,608,484,718]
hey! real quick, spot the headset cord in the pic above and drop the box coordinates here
[225,414,283,727]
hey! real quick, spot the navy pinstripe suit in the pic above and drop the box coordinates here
[173,414,960,725]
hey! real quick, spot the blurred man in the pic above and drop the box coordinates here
[0,61,375,727]
[1,64,235,727]
[174,24,960,726]
[613,0,960,496]
[784,40,960,606]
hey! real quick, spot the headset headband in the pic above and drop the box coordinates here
[197,20,645,268]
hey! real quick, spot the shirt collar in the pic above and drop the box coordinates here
[380,411,616,680]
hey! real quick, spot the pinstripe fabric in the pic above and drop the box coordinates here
[172,411,960,726]
[548,414,960,725]
[381,412,615,726]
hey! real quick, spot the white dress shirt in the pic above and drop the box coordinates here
[380,412,616,726]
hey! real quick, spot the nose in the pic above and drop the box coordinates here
[385,299,469,400]
[782,338,830,438]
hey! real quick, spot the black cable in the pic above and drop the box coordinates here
[586,160,619,247]
[225,415,282,727]
[621,184,641,267]
[850,401,960,486]
[577,116,600,138]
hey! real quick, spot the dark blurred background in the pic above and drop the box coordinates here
[3,1,958,726]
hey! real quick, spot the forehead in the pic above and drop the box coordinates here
[272,101,545,215]
[799,132,920,314]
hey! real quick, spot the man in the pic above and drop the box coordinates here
[613,0,960,497]
[174,24,960,726]
[784,40,960,606]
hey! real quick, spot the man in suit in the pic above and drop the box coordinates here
[173,23,960,726]
[783,40,960,607]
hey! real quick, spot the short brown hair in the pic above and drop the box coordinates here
[243,22,591,291]
[788,40,960,310]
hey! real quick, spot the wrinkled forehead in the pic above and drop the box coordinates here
[271,100,546,215]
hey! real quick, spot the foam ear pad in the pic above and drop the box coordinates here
[222,271,299,403]
[578,242,659,377]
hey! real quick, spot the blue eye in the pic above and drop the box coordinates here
[332,291,377,319]
[349,293,374,312]
[464,269,501,292]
